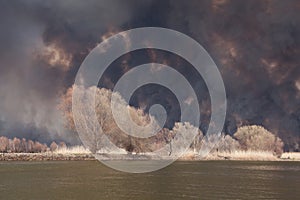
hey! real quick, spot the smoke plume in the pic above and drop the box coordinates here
[0,1,299,150]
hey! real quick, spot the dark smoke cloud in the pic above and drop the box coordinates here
[165,0,300,150]
[0,1,299,150]
[0,0,152,144]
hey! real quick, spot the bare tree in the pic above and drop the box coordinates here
[0,136,9,153]
[60,85,161,154]
[13,137,22,153]
[20,138,28,153]
[8,139,14,153]
[27,140,34,153]
[0,136,50,153]
[50,142,58,152]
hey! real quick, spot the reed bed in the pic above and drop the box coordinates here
[53,146,91,155]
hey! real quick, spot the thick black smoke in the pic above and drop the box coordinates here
[0,0,152,144]
[164,0,300,150]
[0,1,299,150]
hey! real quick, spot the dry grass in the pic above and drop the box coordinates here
[281,152,300,160]
[51,146,299,162]
[179,150,198,160]
[53,146,91,155]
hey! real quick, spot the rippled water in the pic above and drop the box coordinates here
[0,161,299,200]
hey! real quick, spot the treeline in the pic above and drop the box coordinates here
[59,86,285,156]
[0,137,67,153]
[191,125,284,156]
[0,125,285,156]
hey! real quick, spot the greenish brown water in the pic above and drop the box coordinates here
[0,161,300,200]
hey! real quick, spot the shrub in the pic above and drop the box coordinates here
[32,141,43,153]
[213,134,241,153]
[234,125,284,156]
[170,122,200,156]
[58,142,67,149]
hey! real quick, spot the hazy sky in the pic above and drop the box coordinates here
[0,1,299,149]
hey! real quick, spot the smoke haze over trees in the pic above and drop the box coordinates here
[0,1,299,150]
[0,136,66,153]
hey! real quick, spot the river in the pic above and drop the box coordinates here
[0,161,299,199]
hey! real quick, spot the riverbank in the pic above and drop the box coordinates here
[0,153,95,161]
[1,151,300,162]
[180,151,300,161]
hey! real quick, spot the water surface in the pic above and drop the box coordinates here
[0,161,299,200]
